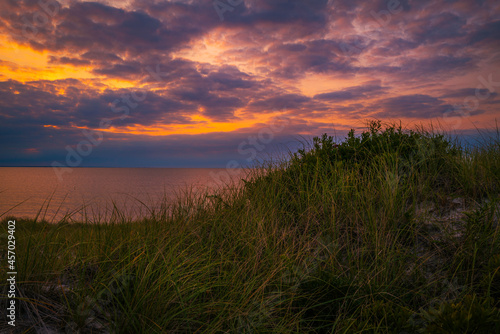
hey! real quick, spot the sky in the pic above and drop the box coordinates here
[0,0,499,168]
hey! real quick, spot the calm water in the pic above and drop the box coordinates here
[0,167,243,222]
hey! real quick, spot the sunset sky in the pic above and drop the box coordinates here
[1,0,499,167]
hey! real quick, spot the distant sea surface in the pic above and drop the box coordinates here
[0,167,240,222]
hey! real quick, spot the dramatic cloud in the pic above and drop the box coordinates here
[0,0,498,167]
[376,94,455,118]
[314,81,388,102]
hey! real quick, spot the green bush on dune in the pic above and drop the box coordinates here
[1,121,499,333]
[293,121,458,167]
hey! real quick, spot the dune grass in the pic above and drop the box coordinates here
[1,120,500,333]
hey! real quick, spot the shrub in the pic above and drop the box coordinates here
[292,121,458,170]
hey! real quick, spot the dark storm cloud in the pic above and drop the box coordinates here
[1,0,217,55]
[170,85,245,121]
[207,67,256,90]
[48,56,91,66]
[80,51,123,62]
[397,56,476,79]
[202,96,245,121]
[92,62,144,77]
[316,91,358,102]
[0,80,74,125]
[165,64,265,120]
[0,79,194,130]
[375,94,466,119]
[295,54,351,74]
[440,88,498,99]
[52,3,165,54]
[82,91,192,127]
[0,61,263,127]
[467,19,500,46]
[265,39,359,79]
[408,12,467,44]
[271,43,307,53]
[314,82,388,102]
[221,0,329,28]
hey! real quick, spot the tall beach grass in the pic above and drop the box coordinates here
[1,121,499,333]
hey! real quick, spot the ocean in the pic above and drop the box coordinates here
[0,167,243,222]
